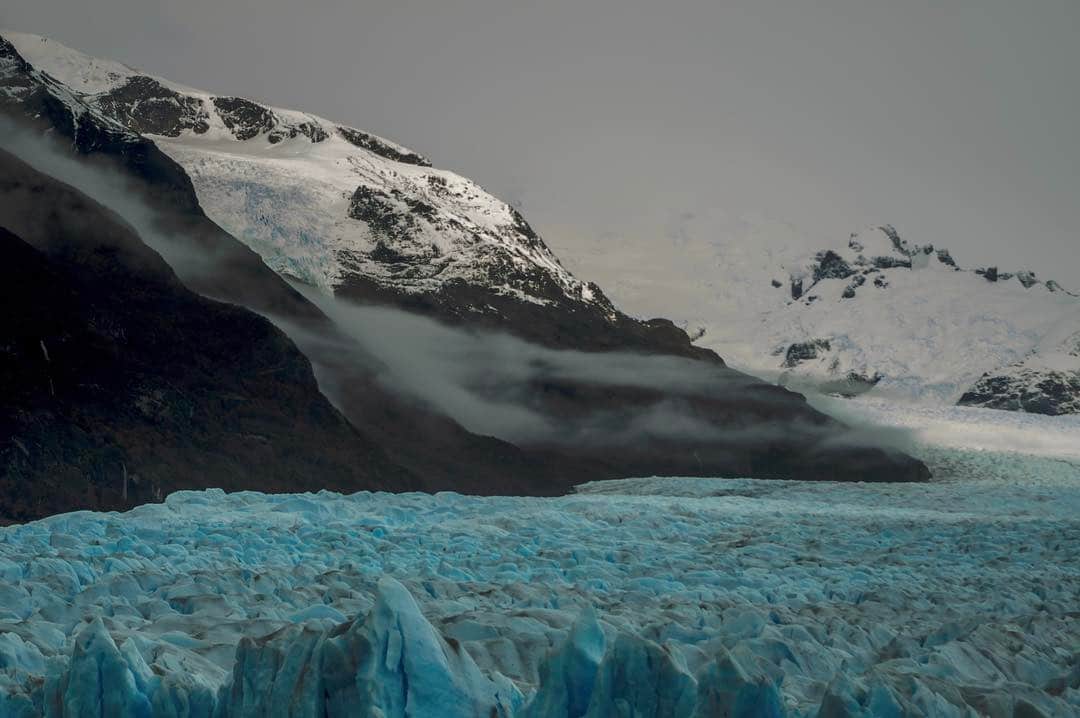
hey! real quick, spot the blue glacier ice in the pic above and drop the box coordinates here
[0,430,1079,716]
[220,576,522,717]
[522,607,605,718]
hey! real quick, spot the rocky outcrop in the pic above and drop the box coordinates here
[959,369,1080,415]
[97,76,211,137]
[957,330,1080,415]
[736,224,1080,412]
[782,339,832,368]
[338,125,431,166]
[812,250,855,282]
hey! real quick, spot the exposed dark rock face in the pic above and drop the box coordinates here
[976,266,999,282]
[936,248,958,268]
[268,121,328,144]
[1045,280,1072,295]
[334,272,718,359]
[841,274,866,299]
[824,372,883,398]
[779,371,884,399]
[959,370,1080,415]
[338,126,431,166]
[878,223,924,258]
[872,255,912,270]
[812,250,855,282]
[783,340,832,368]
[337,178,648,355]
[97,76,210,136]
[348,185,426,243]
[211,96,275,140]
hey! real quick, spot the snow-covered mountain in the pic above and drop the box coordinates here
[1,31,616,330]
[1,30,936,503]
[4,32,1076,416]
[549,214,1080,414]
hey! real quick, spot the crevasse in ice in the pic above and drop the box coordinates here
[1,442,1078,717]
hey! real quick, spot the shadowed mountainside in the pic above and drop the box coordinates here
[0,33,932,521]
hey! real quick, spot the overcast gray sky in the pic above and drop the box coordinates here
[3,0,1077,280]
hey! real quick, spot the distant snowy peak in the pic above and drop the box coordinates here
[780,224,1070,303]
[547,212,1080,414]
[1,30,618,327]
[763,225,1080,412]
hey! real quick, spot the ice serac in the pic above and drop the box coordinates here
[585,633,698,718]
[694,647,786,718]
[1,471,1079,717]
[222,577,522,718]
[814,674,904,718]
[521,607,606,718]
[523,608,787,718]
[43,619,152,718]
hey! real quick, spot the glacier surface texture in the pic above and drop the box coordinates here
[1,403,1079,717]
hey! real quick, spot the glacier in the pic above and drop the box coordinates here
[0,400,1078,717]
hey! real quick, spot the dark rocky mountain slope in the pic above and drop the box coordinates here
[0,34,932,522]
[0,151,418,522]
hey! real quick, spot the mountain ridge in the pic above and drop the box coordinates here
[0,30,933,522]
[1,30,724,359]
[546,211,1080,414]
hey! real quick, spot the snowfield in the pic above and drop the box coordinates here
[1,402,1078,717]
[548,217,1080,409]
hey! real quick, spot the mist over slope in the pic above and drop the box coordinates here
[1,30,688,356]
[5,30,1076,418]
[0,148,417,522]
[0,28,933,522]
